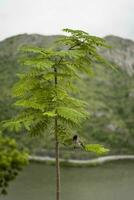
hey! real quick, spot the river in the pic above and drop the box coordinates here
[4,161,134,200]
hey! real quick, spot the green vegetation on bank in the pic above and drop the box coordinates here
[0,135,28,194]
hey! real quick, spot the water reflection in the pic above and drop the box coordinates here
[4,161,134,200]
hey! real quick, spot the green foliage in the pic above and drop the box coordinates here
[0,135,28,195]
[84,144,109,154]
[2,28,110,155]
[57,107,88,125]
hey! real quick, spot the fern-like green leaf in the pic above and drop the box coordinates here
[43,111,57,117]
[84,144,109,155]
[2,119,22,132]
[57,107,88,125]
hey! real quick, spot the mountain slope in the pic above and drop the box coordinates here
[0,33,134,154]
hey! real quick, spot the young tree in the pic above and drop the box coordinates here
[2,29,109,200]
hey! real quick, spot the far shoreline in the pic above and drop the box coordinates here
[29,155,134,167]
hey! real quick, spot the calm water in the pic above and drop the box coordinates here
[3,161,134,200]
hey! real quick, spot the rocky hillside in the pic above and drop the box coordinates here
[0,33,134,154]
[102,35,134,76]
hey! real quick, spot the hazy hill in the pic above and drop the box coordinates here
[0,33,134,155]
[103,35,134,75]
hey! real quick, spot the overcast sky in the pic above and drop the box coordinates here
[0,0,134,41]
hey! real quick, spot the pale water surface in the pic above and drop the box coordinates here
[4,161,134,200]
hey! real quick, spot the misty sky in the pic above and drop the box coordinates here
[0,0,134,41]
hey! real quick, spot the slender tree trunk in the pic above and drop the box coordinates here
[55,117,60,200]
[54,66,61,200]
